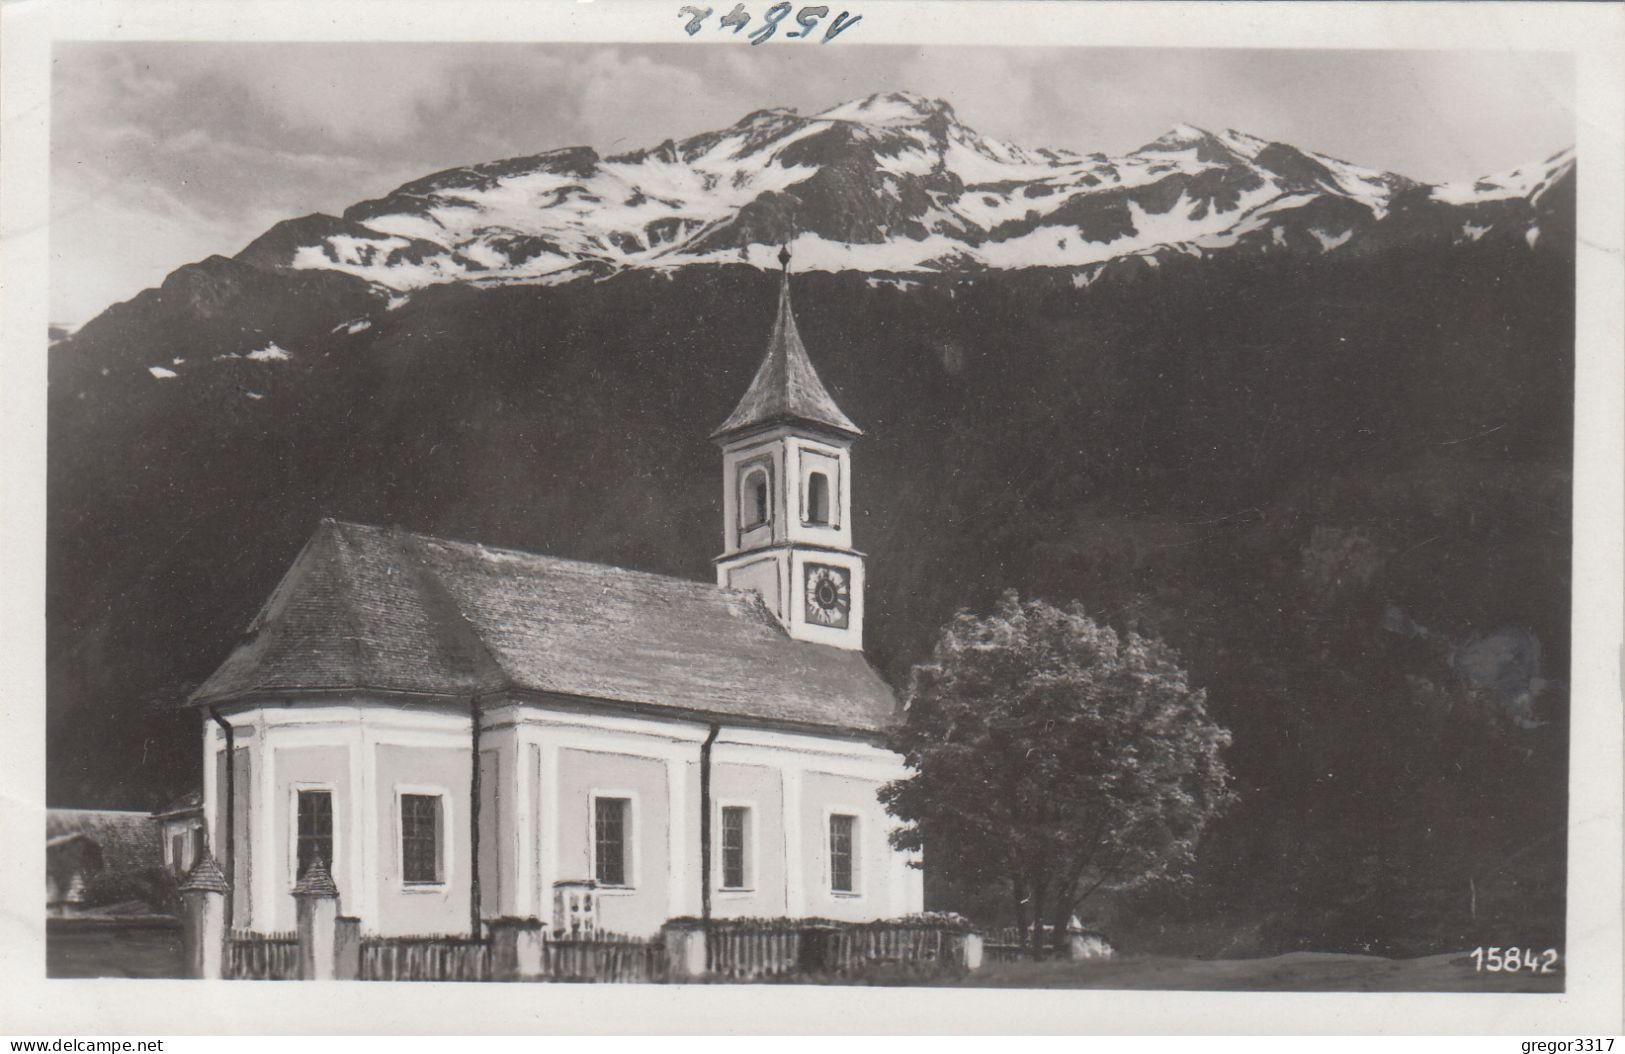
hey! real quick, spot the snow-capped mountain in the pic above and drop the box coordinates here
[231,91,1575,295]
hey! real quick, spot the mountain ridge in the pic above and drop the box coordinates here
[66,91,1570,341]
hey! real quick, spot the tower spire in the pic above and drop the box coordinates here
[711,264,861,441]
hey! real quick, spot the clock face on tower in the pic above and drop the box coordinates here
[804,564,851,629]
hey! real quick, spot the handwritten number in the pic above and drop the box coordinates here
[823,10,861,42]
[787,5,827,37]
[678,5,713,34]
[750,2,792,44]
[682,2,858,42]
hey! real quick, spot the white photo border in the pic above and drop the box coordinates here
[1,0,1619,1035]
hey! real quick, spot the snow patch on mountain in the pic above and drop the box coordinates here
[1433,147,1575,206]
[247,343,292,362]
[240,91,1572,295]
[817,93,934,125]
[1311,228,1353,252]
[1216,128,1270,160]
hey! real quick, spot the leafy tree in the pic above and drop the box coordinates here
[881,591,1235,954]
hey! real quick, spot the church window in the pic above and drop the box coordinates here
[400,793,443,885]
[829,813,858,893]
[297,789,333,879]
[740,467,770,530]
[807,471,830,525]
[594,796,631,887]
[721,806,750,890]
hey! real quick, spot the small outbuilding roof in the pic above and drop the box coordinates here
[45,809,162,874]
[190,520,898,735]
[155,789,203,818]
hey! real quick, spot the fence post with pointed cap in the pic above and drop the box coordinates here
[178,849,231,979]
[293,856,340,981]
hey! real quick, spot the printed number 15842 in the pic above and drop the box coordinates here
[1471,946,1559,973]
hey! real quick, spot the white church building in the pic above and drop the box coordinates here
[188,264,924,937]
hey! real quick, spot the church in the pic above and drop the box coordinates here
[187,261,924,938]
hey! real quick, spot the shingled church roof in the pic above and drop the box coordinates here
[190,520,897,735]
[712,270,862,441]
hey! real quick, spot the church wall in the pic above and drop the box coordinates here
[722,554,783,615]
[720,439,788,552]
[797,768,921,922]
[788,548,866,651]
[710,760,787,917]
[202,698,919,939]
[707,726,919,920]
[206,700,476,936]
[265,743,350,933]
[526,739,543,918]
[555,746,672,937]
[476,720,526,919]
[373,741,473,936]
[210,739,254,928]
[784,436,852,551]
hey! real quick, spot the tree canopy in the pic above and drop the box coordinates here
[881,591,1234,949]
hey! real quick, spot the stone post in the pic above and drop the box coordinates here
[1066,917,1114,961]
[64,871,88,910]
[514,918,546,979]
[960,931,984,972]
[178,850,231,980]
[797,923,839,977]
[334,916,362,980]
[661,919,708,982]
[293,857,340,981]
[488,917,548,981]
[488,919,519,981]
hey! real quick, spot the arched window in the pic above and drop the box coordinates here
[740,468,770,530]
[806,471,830,526]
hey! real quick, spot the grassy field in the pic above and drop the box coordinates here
[932,951,1564,992]
[47,921,184,979]
[45,923,1562,992]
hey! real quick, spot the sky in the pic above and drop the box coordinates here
[49,42,1574,326]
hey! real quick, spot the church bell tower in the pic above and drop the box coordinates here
[713,250,865,651]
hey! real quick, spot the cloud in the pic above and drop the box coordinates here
[223,46,472,144]
[50,168,283,324]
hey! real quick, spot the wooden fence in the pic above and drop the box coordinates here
[981,924,1112,962]
[542,934,663,983]
[824,922,960,974]
[227,929,299,980]
[214,917,984,982]
[702,919,971,980]
[982,925,1032,963]
[361,936,492,981]
[706,920,803,979]
[358,931,658,982]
